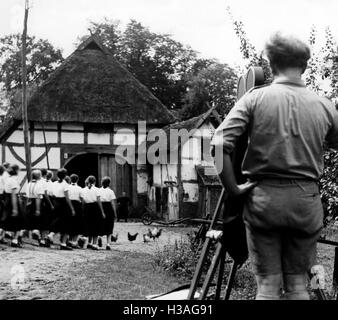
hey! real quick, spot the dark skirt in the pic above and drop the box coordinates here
[83,202,104,237]
[26,198,43,231]
[69,200,84,236]
[50,197,72,234]
[2,193,25,232]
[40,195,54,231]
[0,193,6,229]
[102,202,115,235]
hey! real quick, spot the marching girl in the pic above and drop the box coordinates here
[25,170,45,245]
[46,170,55,195]
[36,169,55,247]
[99,177,117,250]
[0,165,6,243]
[82,175,105,250]
[3,164,23,248]
[67,174,84,248]
[44,170,55,246]
[50,168,75,250]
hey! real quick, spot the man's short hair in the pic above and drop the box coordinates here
[265,32,311,74]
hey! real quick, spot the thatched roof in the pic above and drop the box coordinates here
[163,104,217,137]
[11,35,177,125]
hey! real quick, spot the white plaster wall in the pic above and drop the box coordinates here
[182,137,201,163]
[61,132,84,144]
[182,182,199,202]
[88,133,110,145]
[168,186,179,220]
[113,130,135,145]
[153,165,162,186]
[161,164,177,184]
[181,163,197,181]
[137,171,148,194]
[34,131,58,144]
[5,146,23,167]
[7,130,24,143]
[33,148,61,169]
[5,146,61,170]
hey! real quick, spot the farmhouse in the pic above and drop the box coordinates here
[148,106,222,220]
[0,35,176,210]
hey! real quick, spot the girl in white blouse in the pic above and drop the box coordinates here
[99,177,117,250]
[37,169,55,247]
[25,170,44,245]
[3,164,22,247]
[67,174,84,248]
[82,175,105,250]
[49,168,75,250]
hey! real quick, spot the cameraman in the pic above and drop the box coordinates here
[212,32,338,300]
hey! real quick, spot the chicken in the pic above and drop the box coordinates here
[128,232,138,243]
[148,228,154,239]
[143,234,151,243]
[154,228,163,240]
[149,227,163,240]
[4,231,13,240]
[111,233,119,242]
[150,227,159,239]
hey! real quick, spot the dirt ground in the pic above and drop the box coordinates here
[0,222,195,300]
[1,222,337,300]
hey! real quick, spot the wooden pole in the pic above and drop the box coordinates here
[22,0,32,182]
[41,120,50,170]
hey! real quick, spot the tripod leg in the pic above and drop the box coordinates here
[215,247,227,300]
[187,190,226,300]
[224,261,238,300]
[188,239,213,299]
[199,243,223,300]
[333,247,338,299]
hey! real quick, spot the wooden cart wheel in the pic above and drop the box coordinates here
[141,212,153,225]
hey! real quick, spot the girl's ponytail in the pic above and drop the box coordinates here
[85,175,96,189]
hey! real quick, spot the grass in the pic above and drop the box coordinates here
[49,250,186,300]
[153,234,338,300]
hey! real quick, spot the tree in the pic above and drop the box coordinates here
[0,34,64,93]
[180,62,237,119]
[226,6,272,83]
[79,19,198,109]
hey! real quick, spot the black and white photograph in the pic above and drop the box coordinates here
[0,0,338,307]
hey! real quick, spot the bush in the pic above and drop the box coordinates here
[153,232,200,280]
[319,149,338,224]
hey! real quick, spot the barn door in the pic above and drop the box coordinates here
[99,154,132,198]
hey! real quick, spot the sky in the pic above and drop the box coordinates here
[0,0,337,67]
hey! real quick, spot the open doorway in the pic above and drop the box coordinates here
[64,153,99,187]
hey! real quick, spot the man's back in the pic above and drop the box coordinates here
[215,76,338,180]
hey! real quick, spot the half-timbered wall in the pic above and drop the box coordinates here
[150,122,215,219]
[1,121,150,209]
